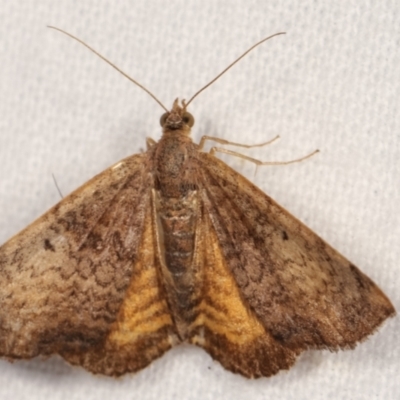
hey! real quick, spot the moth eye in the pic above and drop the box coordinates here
[182,112,195,127]
[160,112,169,127]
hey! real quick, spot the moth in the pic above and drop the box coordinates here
[0,28,395,378]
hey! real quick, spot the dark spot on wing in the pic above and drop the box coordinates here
[44,239,55,252]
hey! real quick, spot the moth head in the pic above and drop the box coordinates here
[160,98,195,133]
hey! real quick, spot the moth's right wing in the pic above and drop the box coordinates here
[191,151,394,377]
[0,153,176,375]
[188,207,299,378]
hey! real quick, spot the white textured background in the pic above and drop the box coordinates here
[0,1,399,400]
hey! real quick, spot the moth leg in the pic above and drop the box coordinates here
[52,173,64,199]
[146,137,157,149]
[210,147,319,166]
[198,135,279,151]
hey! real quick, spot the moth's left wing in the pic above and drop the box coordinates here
[0,153,176,375]
[62,198,177,376]
[196,152,394,362]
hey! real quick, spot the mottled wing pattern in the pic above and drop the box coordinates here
[0,153,174,373]
[189,209,299,377]
[63,200,177,375]
[195,152,394,374]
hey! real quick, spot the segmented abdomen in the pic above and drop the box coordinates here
[155,190,200,338]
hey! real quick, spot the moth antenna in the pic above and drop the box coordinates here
[47,26,169,112]
[186,32,286,108]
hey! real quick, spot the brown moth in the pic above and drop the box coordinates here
[0,28,395,378]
